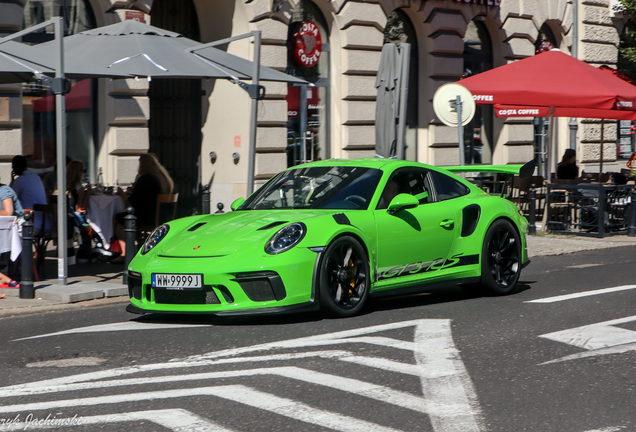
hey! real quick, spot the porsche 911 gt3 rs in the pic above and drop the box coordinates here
[126,158,531,318]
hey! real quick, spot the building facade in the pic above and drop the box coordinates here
[0,0,626,214]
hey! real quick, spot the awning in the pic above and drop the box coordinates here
[32,79,91,113]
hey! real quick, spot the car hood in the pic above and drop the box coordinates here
[156,209,331,257]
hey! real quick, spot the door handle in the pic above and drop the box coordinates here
[440,219,454,229]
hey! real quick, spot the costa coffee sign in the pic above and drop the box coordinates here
[292,21,322,67]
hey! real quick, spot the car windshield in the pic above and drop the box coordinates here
[242,166,383,210]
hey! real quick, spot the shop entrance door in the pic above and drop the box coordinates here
[286,79,329,167]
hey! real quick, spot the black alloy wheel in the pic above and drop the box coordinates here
[319,236,370,318]
[481,219,521,295]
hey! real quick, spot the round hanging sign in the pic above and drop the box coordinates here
[292,21,322,67]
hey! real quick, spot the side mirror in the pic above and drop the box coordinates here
[387,193,418,215]
[230,197,245,211]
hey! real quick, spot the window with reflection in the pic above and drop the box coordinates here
[21,0,96,182]
[285,0,330,167]
[383,9,418,161]
[463,18,493,165]
[242,166,383,210]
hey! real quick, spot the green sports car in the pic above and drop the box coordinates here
[126,158,531,318]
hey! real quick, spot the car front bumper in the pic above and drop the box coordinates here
[127,247,322,315]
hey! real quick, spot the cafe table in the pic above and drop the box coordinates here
[88,193,126,250]
[0,216,21,262]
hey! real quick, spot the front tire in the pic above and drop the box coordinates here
[319,236,370,318]
[481,219,521,295]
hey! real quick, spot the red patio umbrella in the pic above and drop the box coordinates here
[458,49,636,176]
[460,49,636,112]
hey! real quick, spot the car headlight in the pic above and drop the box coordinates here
[141,224,170,255]
[265,223,306,255]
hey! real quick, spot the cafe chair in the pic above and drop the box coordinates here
[136,193,179,244]
[511,175,546,218]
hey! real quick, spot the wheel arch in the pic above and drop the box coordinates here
[477,214,524,266]
[320,229,375,282]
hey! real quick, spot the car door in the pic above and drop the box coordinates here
[374,168,459,284]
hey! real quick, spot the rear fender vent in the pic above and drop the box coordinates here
[462,204,481,237]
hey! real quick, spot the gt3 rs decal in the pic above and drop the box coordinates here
[378,253,479,281]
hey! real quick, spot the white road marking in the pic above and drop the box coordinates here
[0,366,474,419]
[0,409,231,431]
[1,319,463,391]
[0,319,484,432]
[26,357,107,368]
[539,315,636,364]
[567,264,603,269]
[13,321,210,341]
[581,427,626,432]
[0,385,402,432]
[414,319,483,432]
[525,285,636,303]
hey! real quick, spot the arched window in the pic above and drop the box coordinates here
[22,0,97,182]
[463,18,493,164]
[532,24,559,176]
[535,24,557,53]
[285,0,330,167]
[383,9,418,161]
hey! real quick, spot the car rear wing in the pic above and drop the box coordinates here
[441,160,536,198]
[441,159,536,178]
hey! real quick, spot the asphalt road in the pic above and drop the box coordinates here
[0,246,635,432]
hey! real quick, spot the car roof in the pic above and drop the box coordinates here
[291,158,435,171]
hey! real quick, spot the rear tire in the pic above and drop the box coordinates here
[319,236,370,318]
[481,219,521,295]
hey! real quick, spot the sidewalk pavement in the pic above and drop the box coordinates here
[1,233,635,317]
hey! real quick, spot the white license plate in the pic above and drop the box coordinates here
[152,274,202,289]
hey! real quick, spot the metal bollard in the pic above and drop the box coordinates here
[628,188,636,237]
[123,207,136,284]
[202,185,211,214]
[215,202,224,214]
[20,212,34,299]
[528,188,537,235]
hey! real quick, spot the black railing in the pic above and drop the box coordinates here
[545,183,636,237]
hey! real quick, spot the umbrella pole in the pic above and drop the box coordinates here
[600,119,604,174]
[54,16,68,285]
[546,109,555,181]
[246,31,261,196]
[396,43,410,160]
[541,109,556,232]
[457,95,466,168]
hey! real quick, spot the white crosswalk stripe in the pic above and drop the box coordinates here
[539,315,636,364]
[1,319,483,432]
